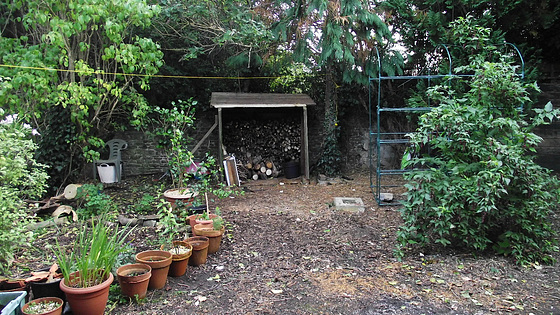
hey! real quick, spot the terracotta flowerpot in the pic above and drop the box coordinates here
[0,279,26,292]
[22,296,63,315]
[162,241,193,277]
[59,271,113,315]
[185,236,209,266]
[163,188,198,210]
[193,224,225,254]
[116,263,151,299]
[135,250,172,290]
[187,214,220,235]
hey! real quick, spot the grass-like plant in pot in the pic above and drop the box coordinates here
[54,215,132,315]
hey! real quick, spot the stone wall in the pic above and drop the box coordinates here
[534,80,560,172]
[105,78,560,179]
[112,129,168,177]
[109,103,325,178]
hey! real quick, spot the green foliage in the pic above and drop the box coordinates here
[0,109,49,268]
[272,0,402,85]
[138,99,197,189]
[155,199,183,243]
[1,0,163,163]
[35,107,79,194]
[129,194,156,214]
[396,35,560,264]
[76,184,116,219]
[212,216,225,231]
[383,0,560,72]
[155,0,272,64]
[54,215,133,288]
[268,55,313,94]
[190,154,240,202]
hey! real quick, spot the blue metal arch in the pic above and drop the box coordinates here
[368,43,525,205]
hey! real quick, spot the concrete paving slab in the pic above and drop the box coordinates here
[334,197,365,213]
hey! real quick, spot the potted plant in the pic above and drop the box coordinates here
[54,215,133,315]
[135,250,172,290]
[154,200,193,277]
[116,263,151,300]
[141,99,240,225]
[192,215,226,254]
[26,264,65,302]
[161,241,193,277]
[22,297,63,315]
[143,99,200,209]
[184,236,209,266]
[187,193,222,232]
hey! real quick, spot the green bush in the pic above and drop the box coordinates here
[0,109,49,268]
[76,183,116,218]
[396,59,560,265]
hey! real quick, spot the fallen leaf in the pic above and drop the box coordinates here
[471,299,483,306]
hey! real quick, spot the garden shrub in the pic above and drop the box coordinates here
[76,183,116,218]
[396,58,560,265]
[0,109,48,268]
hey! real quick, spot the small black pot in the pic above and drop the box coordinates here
[30,278,66,301]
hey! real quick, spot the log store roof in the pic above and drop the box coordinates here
[210,92,316,108]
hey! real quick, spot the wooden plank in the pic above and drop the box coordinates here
[192,115,218,154]
[211,92,316,108]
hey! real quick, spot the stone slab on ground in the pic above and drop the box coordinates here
[334,197,365,213]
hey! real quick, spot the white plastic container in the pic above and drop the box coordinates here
[97,163,117,183]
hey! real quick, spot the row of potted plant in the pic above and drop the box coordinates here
[30,210,223,314]
[19,193,229,314]
[117,219,225,302]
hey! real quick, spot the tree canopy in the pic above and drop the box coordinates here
[1,0,163,161]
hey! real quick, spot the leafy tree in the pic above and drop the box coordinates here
[396,19,560,265]
[144,0,274,106]
[271,0,403,175]
[383,0,560,68]
[0,0,164,165]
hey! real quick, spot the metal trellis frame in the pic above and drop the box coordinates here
[369,43,525,206]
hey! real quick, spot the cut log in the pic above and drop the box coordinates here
[64,184,83,199]
[222,117,302,181]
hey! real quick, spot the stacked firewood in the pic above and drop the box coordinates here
[223,118,301,180]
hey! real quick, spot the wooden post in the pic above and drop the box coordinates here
[303,106,310,180]
[218,108,223,165]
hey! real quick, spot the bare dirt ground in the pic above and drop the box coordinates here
[6,173,560,314]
